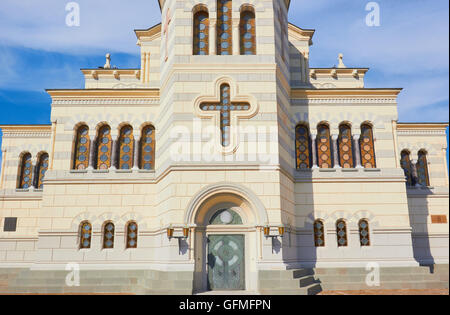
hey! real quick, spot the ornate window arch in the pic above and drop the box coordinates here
[140,125,156,170]
[360,123,376,168]
[338,124,354,168]
[240,8,256,55]
[79,221,92,249]
[417,150,430,187]
[314,219,325,247]
[295,124,311,169]
[193,8,209,55]
[73,125,90,170]
[126,221,138,249]
[118,125,134,170]
[96,125,112,170]
[336,219,348,247]
[359,219,371,247]
[217,0,233,55]
[400,150,413,187]
[103,222,115,249]
[18,153,33,189]
[36,153,49,189]
[317,123,332,168]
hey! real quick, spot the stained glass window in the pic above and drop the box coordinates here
[103,222,115,249]
[36,153,49,189]
[317,124,332,168]
[336,219,348,247]
[296,125,311,169]
[96,125,112,170]
[118,125,134,170]
[18,153,33,189]
[314,220,325,247]
[359,219,371,246]
[339,124,354,168]
[360,124,376,168]
[417,150,430,187]
[140,125,155,170]
[200,84,250,147]
[73,125,90,170]
[400,150,413,187]
[126,222,138,249]
[217,0,232,55]
[193,10,209,55]
[240,10,256,55]
[80,221,92,249]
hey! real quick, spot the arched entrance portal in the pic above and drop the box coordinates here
[186,183,267,293]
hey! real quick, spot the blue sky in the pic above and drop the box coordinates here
[0,0,448,168]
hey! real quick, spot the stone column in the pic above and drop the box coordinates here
[332,135,341,169]
[88,135,96,170]
[310,133,319,169]
[209,19,216,55]
[30,157,38,190]
[110,136,118,170]
[232,18,240,55]
[132,137,140,171]
[353,134,363,168]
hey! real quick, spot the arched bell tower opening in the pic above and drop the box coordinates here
[185,183,267,293]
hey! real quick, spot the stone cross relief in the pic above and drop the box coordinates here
[199,84,252,148]
[163,8,172,62]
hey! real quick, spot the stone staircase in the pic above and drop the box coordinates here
[313,264,449,292]
[258,269,323,295]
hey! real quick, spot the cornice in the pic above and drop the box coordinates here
[0,125,52,138]
[291,89,402,99]
[47,89,160,98]
[52,98,160,106]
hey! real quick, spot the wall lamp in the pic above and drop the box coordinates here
[167,225,190,240]
[263,225,286,238]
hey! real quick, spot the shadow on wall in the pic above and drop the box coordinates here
[407,187,436,270]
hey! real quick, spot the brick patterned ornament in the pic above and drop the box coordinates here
[240,10,256,55]
[140,126,155,170]
[118,126,134,170]
[360,124,376,168]
[217,0,232,55]
[296,125,310,169]
[97,126,112,170]
[339,125,354,168]
[317,124,332,168]
[194,11,209,55]
[74,125,90,170]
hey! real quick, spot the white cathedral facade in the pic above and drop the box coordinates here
[0,0,448,294]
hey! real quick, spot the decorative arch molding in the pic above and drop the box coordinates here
[398,142,436,160]
[183,0,265,13]
[305,210,379,230]
[184,182,269,226]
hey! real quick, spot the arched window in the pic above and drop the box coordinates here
[73,125,90,170]
[336,219,348,247]
[339,124,354,168]
[96,125,112,170]
[193,10,209,55]
[400,150,413,187]
[140,125,156,170]
[79,221,92,249]
[360,124,376,168]
[36,153,49,189]
[317,124,332,169]
[217,0,232,55]
[359,219,371,247]
[126,222,138,249]
[417,150,430,187]
[18,153,33,189]
[118,125,134,170]
[240,9,256,55]
[103,222,115,249]
[296,124,311,169]
[314,220,325,247]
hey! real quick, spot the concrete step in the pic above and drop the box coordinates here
[320,280,448,291]
[260,283,323,296]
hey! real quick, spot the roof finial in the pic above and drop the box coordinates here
[104,53,111,69]
[338,53,346,68]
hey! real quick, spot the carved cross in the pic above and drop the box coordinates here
[163,8,172,62]
[200,84,250,147]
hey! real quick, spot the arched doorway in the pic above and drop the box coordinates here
[186,184,267,293]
